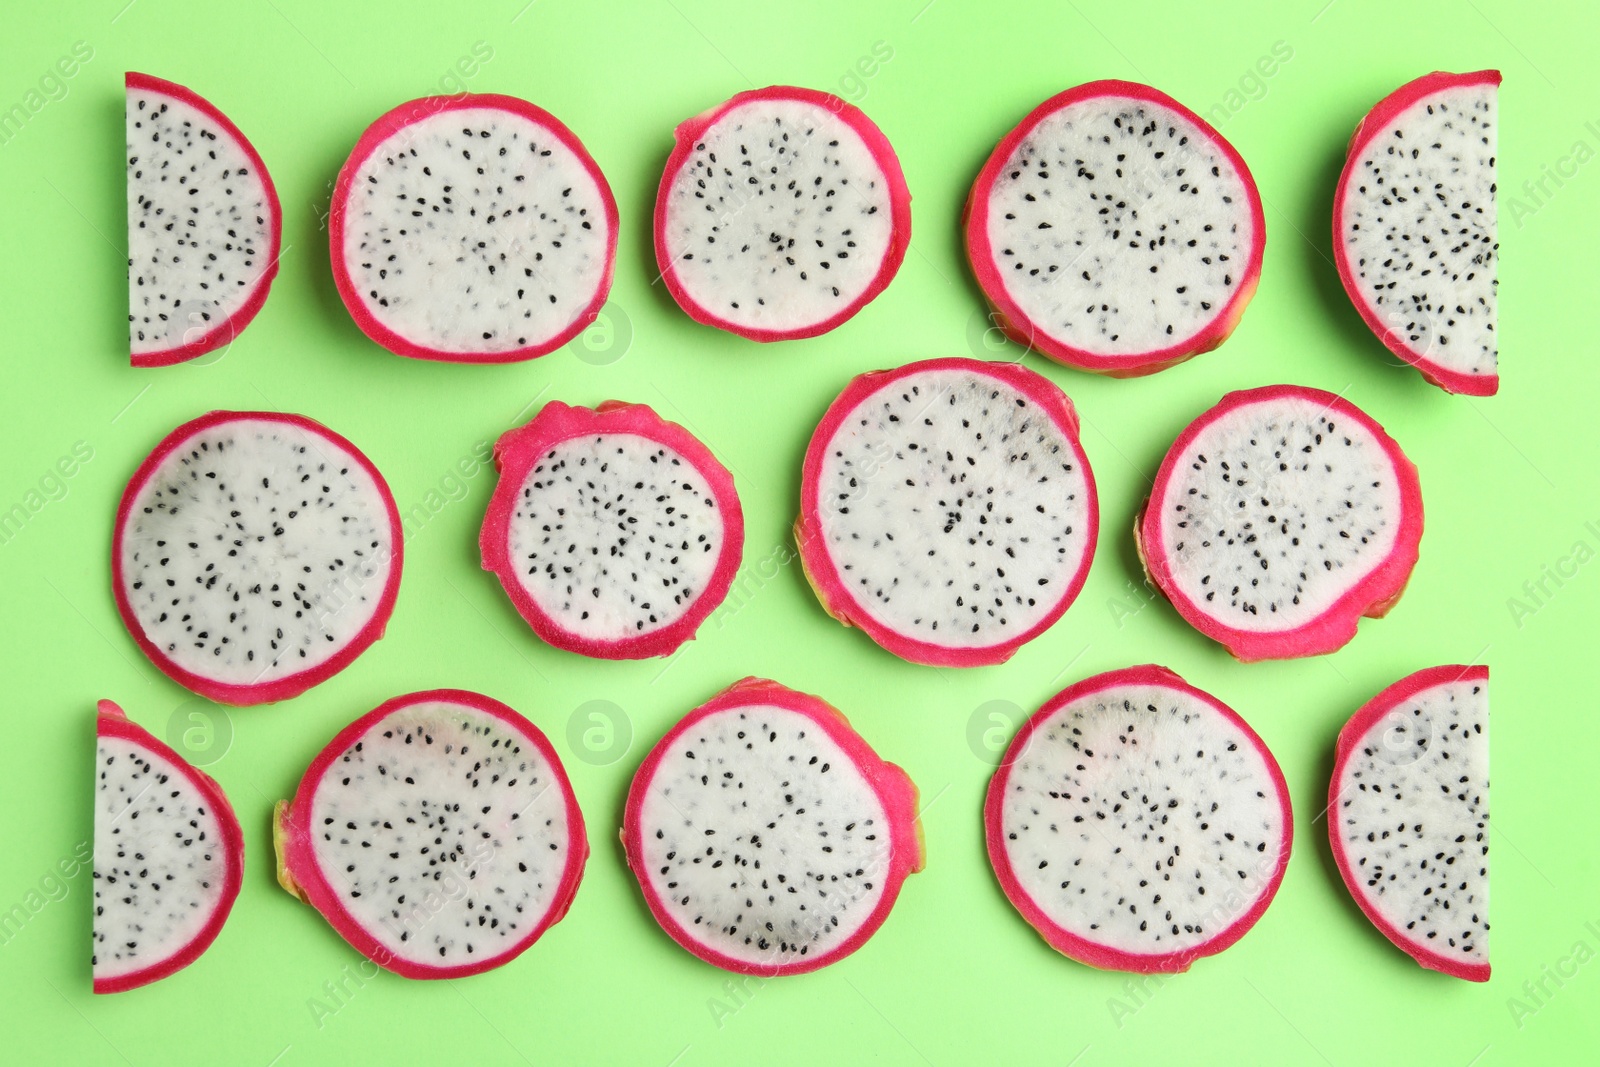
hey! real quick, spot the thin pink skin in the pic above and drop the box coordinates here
[276,689,588,980]
[111,411,404,705]
[1332,72,1502,397]
[621,678,923,976]
[964,80,1266,377]
[94,699,245,994]
[795,356,1098,667]
[126,72,282,369]
[1328,664,1491,982]
[653,85,913,342]
[984,665,1293,973]
[328,94,619,363]
[1137,384,1424,662]
[480,400,745,660]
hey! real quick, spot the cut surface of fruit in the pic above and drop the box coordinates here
[94,699,244,993]
[1329,664,1490,981]
[965,80,1264,376]
[330,93,617,362]
[112,411,402,704]
[655,85,911,341]
[622,678,922,975]
[126,72,281,367]
[985,666,1291,972]
[1334,71,1500,395]
[274,689,587,979]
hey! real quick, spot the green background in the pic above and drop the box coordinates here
[2,0,1596,1063]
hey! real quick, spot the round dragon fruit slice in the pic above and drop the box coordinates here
[1334,71,1500,396]
[274,689,587,979]
[480,400,744,660]
[94,699,244,994]
[623,678,922,975]
[330,94,618,363]
[985,665,1292,973]
[126,72,282,368]
[654,85,912,342]
[966,80,1265,376]
[112,411,403,705]
[1329,664,1490,981]
[796,357,1097,667]
[1137,384,1423,661]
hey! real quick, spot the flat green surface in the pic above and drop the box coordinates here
[2,0,1597,1063]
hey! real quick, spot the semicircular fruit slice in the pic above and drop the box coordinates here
[985,665,1291,972]
[1329,664,1490,981]
[1334,71,1500,396]
[480,400,744,659]
[1137,385,1423,661]
[95,699,244,994]
[965,80,1265,376]
[654,85,912,342]
[796,357,1097,667]
[623,678,922,975]
[274,689,587,979]
[126,72,282,367]
[113,411,403,705]
[330,94,618,362]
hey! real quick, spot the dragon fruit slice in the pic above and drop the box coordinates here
[796,357,1097,667]
[1334,71,1500,396]
[329,93,618,363]
[965,80,1265,376]
[1137,384,1423,661]
[623,678,922,975]
[112,411,403,705]
[480,400,744,660]
[1329,664,1490,981]
[126,72,282,368]
[654,86,912,342]
[274,689,587,979]
[94,699,244,993]
[985,665,1291,973]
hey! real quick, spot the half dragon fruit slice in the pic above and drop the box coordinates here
[330,94,618,362]
[1334,71,1500,396]
[796,357,1097,667]
[965,80,1265,376]
[480,400,744,660]
[1137,385,1423,661]
[985,665,1291,972]
[622,678,922,975]
[274,689,587,979]
[94,699,244,993]
[125,72,282,367]
[112,411,403,705]
[654,86,912,341]
[1329,664,1490,981]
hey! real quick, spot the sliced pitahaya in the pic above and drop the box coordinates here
[112,411,403,705]
[274,689,587,979]
[1137,384,1423,661]
[125,72,282,368]
[1329,664,1489,981]
[1334,71,1500,396]
[965,80,1265,376]
[622,678,922,975]
[480,400,744,660]
[654,85,912,342]
[796,357,1097,667]
[94,699,244,993]
[985,665,1291,973]
[330,94,618,363]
